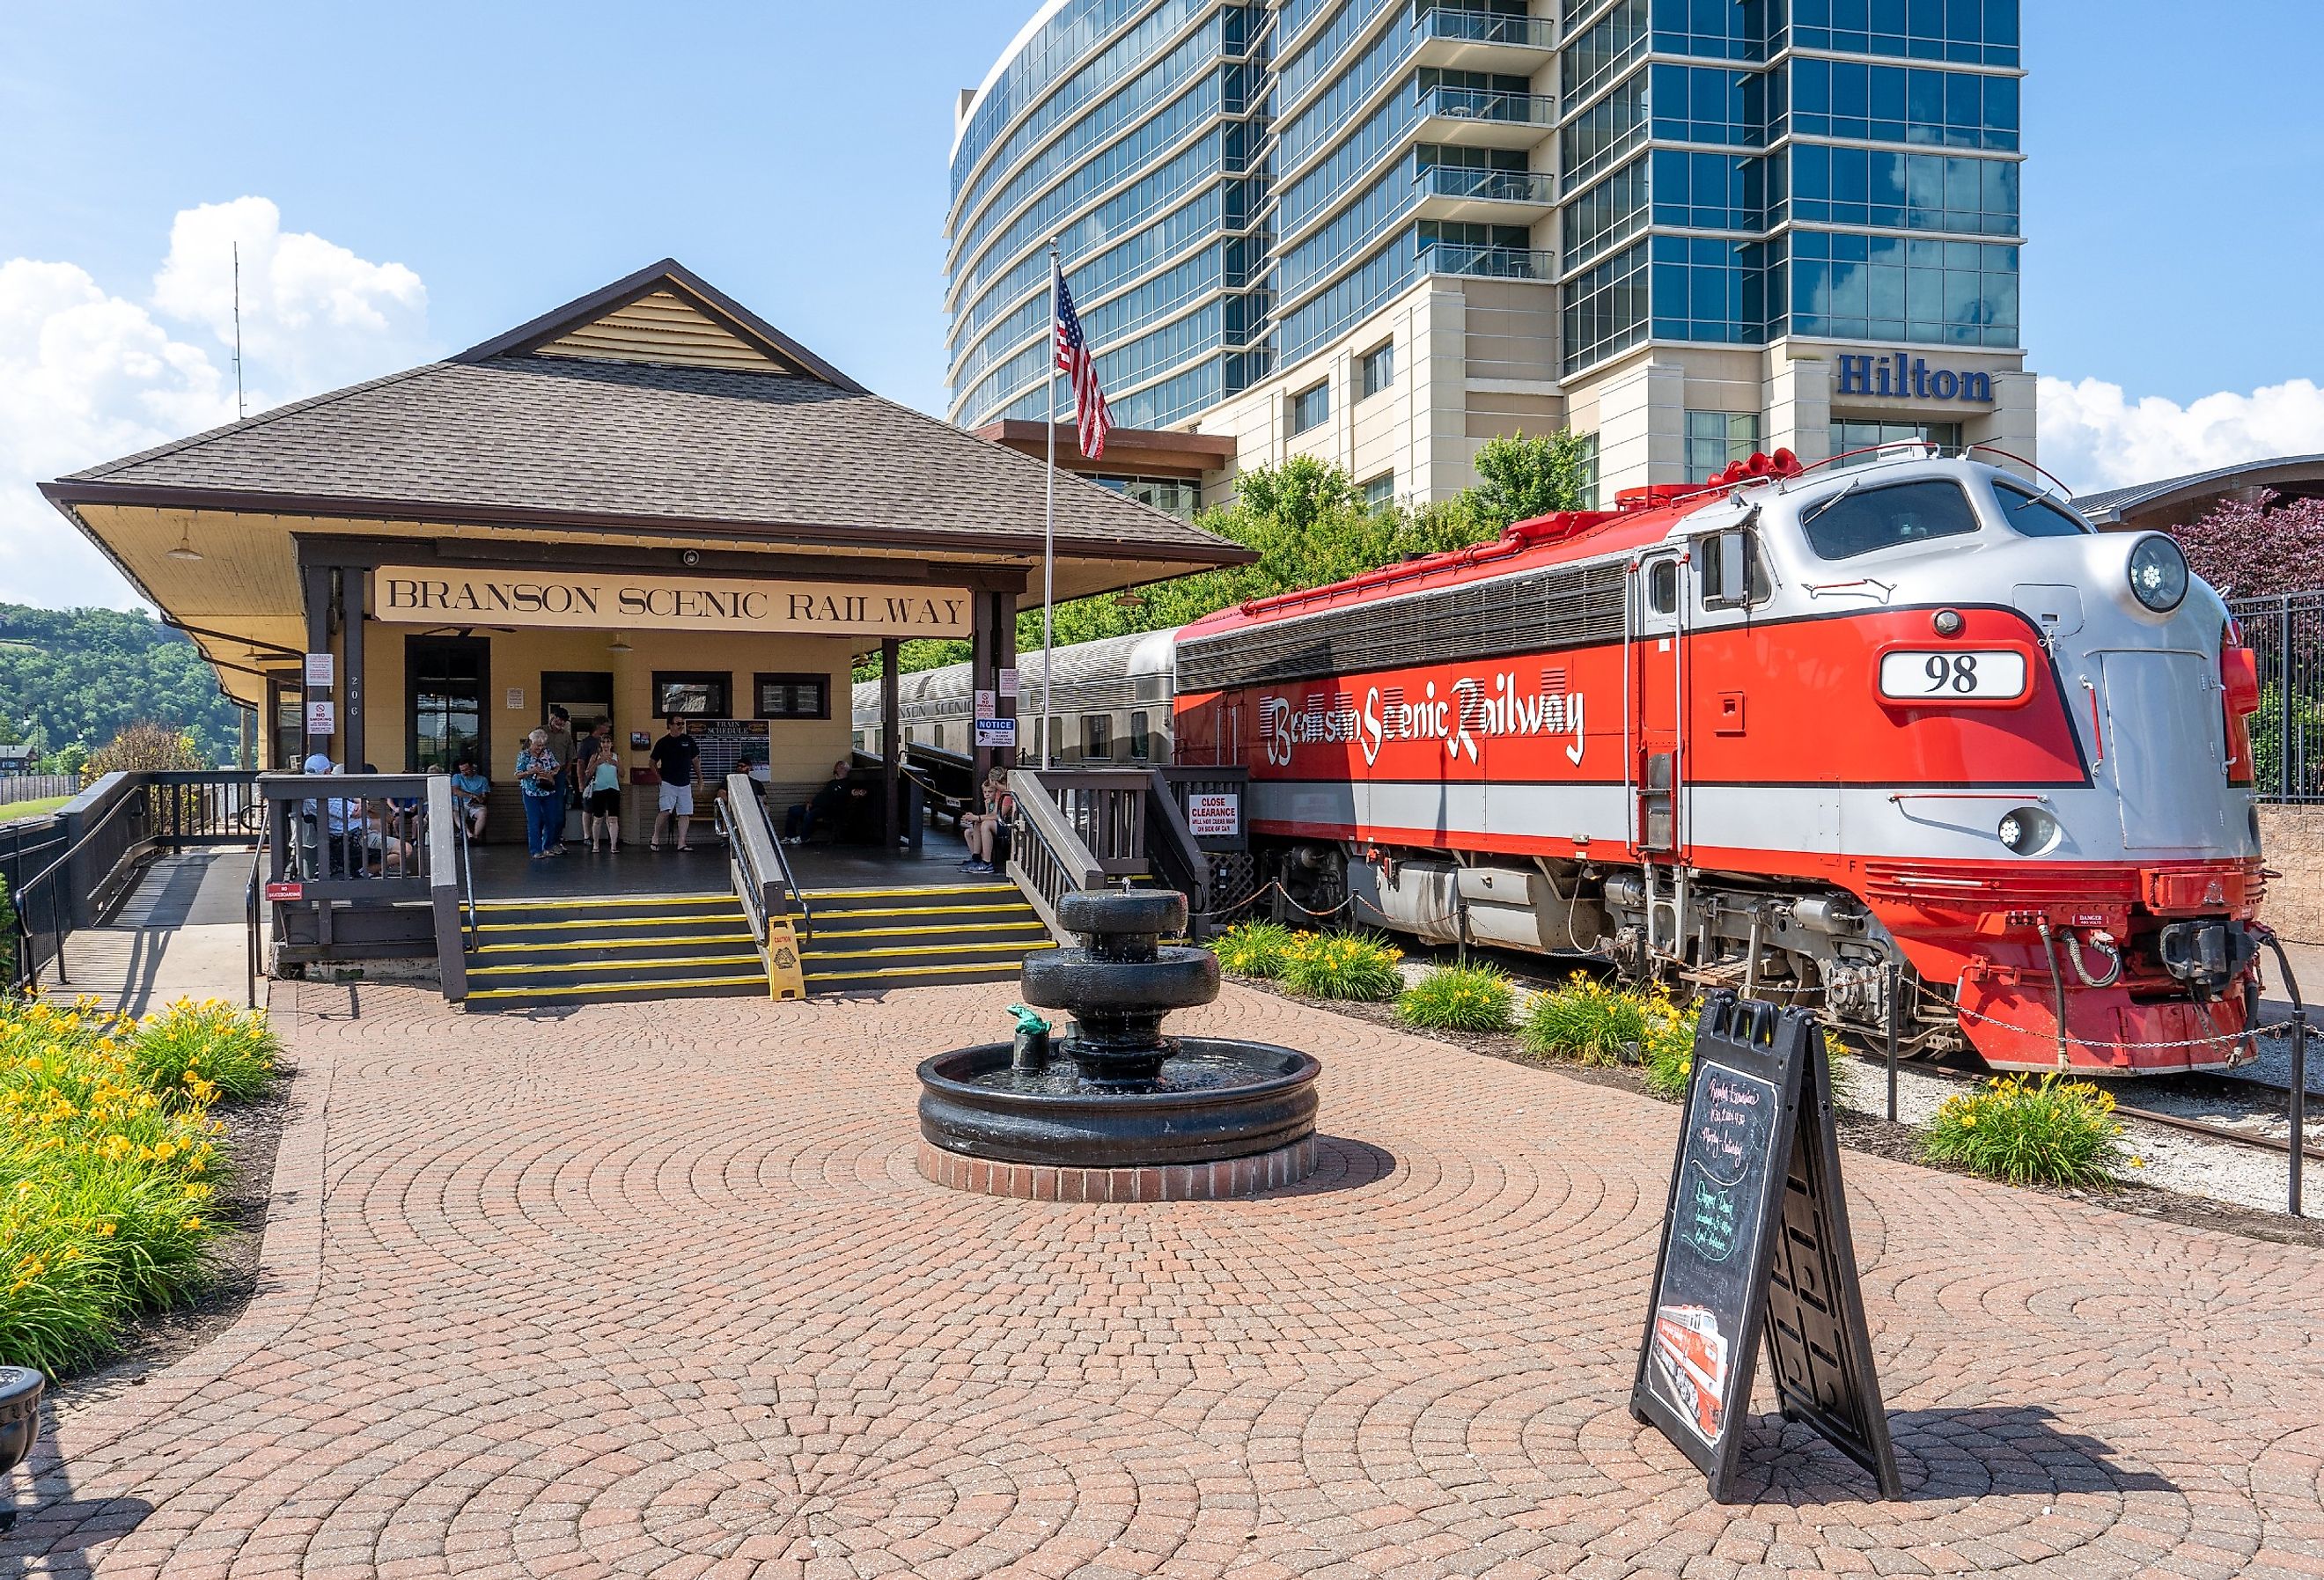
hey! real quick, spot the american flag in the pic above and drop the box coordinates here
[1054,271,1113,459]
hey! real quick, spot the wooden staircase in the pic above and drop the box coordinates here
[799,882,1053,993]
[462,893,769,1009]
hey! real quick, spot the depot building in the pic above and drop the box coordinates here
[41,260,1248,836]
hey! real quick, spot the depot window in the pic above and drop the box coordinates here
[1800,479,1981,562]
[754,672,830,720]
[654,671,731,717]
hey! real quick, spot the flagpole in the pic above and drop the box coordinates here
[1041,239,1059,769]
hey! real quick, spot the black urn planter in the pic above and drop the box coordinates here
[0,1365,43,1526]
[916,889,1320,1176]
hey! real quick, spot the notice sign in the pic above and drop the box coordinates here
[304,651,334,687]
[1185,791,1239,837]
[1631,996,1900,1503]
[374,566,973,639]
[263,881,304,902]
[998,668,1019,698]
[974,717,1017,747]
[305,701,335,735]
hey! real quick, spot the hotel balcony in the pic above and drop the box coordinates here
[1416,85,1559,150]
[1421,241,1555,282]
[1413,163,1557,224]
[1414,4,1558,73]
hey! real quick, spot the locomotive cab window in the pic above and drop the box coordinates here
[1800,479,1981,562]
[1646,559,1680,615]
[1992,481,2092,539]
[1696,531,1770,610]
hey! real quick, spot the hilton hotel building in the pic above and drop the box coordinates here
[945,0,2036,510]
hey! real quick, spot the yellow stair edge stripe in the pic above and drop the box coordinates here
[798,919,1047,941]
[474,912,747,935]
[466,974,770,1002]
[802,940,1055,962]
[805,901,1035,922]
[798,883,1020,900]
[474,892,742,912]
[806,959,1041,984]
[467,953,763,979]
[473,931,755,955]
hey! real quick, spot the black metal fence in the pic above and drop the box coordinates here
[2232,591,2324,803]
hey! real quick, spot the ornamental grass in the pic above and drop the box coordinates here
[1,996,278,1375]
[1394,965,1517,1033]
[1920,1073,2131,1187]
[1278,930,1404,1002]
[1209,920,1298,980]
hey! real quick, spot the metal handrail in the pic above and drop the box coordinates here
[759,795,811,938]
[14,783,154,988]
[243,829,266,1009]
[457,810,478,950]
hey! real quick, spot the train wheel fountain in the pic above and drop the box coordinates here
[916,888,1320,1200]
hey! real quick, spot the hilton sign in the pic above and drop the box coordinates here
[1834,352,1995,404]
[373,568,972,638]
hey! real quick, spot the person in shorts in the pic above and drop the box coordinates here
[449,759,490,840]
[582,724,623,852]
[650,716,700,852]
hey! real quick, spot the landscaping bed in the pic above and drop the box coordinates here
[1,998,285,1392]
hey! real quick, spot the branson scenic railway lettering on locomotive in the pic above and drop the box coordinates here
[1261,669,1588,768]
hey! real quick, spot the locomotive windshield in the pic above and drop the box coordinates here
[1799,479,1981,561]
[1992,480,2092,538]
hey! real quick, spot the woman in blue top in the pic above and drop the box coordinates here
[515,729,564,859]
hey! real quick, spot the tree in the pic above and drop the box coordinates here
[0,604,242,765]
[1463,430,1596,532]
[85,720,208,778]
[2173,489,2324,599]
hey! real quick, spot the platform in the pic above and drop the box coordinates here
[464,826,982,901]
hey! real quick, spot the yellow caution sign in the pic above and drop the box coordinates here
[764,918,807,1000]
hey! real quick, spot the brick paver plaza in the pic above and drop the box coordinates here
[13,981,2324,1578]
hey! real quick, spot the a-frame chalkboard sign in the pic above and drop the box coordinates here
[1629,993,1901,1503]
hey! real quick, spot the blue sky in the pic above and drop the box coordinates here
[4,1,2322,606]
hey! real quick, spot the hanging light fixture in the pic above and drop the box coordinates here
[607,632,633,653]
[166,524,202,562]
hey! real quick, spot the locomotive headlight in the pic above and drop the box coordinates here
[2126,534,2188,614]
[1931,607,1965,637]
[1997,805,2061,856]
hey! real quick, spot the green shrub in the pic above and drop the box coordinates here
[127,999,279,1102]
[1920,1073,2129,1187]
[1210,920,1298,980]
[0,996,276,1374]
[1521,975,1701,1081]
[1279,930,1404,1001]
[1395,965,1516,1033]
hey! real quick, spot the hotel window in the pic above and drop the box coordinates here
[754,673,830,721]
[1830,420,1963,467]
[1364,474,1395,511]
[1686,412,1762,483]
[1576,432,1601,510]
[1290,380,1330,435]
[1359,341,1394,400]
[653,672,730,718]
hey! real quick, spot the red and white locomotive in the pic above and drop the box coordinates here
[1171,448,2269,1076]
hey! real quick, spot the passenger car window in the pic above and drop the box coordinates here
[1993,481,2091,539]
[1800,479,1981,561]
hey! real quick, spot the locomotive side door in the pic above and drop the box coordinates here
[1631,548,1687,856]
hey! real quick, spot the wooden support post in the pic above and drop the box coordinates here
[301,562,331,764]
[970,589,999,790]
[992,590,1019,770]
[342,569,366,769]
[880,638,901,850]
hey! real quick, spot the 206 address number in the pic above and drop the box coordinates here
[1877,649,2027,702]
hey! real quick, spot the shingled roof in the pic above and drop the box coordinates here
[47,260,1245,568]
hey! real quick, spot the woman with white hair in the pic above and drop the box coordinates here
[515,728,564,860]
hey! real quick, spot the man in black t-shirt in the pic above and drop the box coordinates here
[650,716,702,851]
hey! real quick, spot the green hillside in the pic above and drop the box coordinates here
[0,604,244,769]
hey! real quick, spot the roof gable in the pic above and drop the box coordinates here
[453,258,865,390]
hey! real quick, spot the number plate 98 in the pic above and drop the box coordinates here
[1877,650,2028,702]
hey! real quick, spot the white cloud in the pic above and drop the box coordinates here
[0,202,429,610]
[2039,375,2324,496]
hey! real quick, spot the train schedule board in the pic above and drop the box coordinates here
[1630,995,1901,1503]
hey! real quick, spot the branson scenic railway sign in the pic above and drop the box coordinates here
[373,567,972,638]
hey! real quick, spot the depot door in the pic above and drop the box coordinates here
[1632,550,1686,855]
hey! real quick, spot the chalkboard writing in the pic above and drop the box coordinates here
[1630,994,1898,1503]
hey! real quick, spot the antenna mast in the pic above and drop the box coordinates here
[232,242,246,419]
